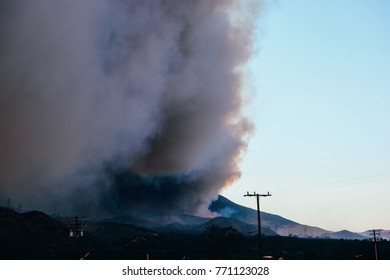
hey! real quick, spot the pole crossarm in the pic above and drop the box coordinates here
[244,191,272,198]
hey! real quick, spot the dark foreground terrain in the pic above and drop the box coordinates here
[1,207,389,260]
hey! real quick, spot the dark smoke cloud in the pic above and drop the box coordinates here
[0,0,261,216]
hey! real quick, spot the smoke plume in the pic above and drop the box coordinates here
[0,0,260,216]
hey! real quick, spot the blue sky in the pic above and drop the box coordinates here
[222,0,390,232]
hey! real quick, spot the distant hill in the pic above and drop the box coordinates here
[0,207,71,259]
[360,230,390,240]
[101,209,272,236]
[99,195,386,240]
[209,195,300,227]
[2,194,387,246]
[0,207,66,239]
[320,230,365,240]
[191,217,277,236]
[209,195,367,239]
[99,195,327,238]
[102,212,209,228]
[0,207,161,259]
[156,216,261,235]
[1,205,389,260]
[84,221,158,241]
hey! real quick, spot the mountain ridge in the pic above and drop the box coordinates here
[2,195,388,240]
[209,195,387,240]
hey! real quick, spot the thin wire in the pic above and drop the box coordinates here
[296,189,390,219]
[271,172,390,196]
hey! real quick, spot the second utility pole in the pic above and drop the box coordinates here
[244,191,271,259]
[370,229,381,260]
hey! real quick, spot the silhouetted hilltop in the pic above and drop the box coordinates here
[1,205,390,260]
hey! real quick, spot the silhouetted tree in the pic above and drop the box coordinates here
[204,225,242,259]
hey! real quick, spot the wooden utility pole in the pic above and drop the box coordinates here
[370,229,381,260]
[244,191,271,258]
[67,216,86,258]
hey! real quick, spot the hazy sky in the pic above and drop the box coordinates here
[222,0,390,232]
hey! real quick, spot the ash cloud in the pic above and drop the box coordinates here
[0,0,261,216]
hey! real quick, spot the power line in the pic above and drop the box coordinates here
[285,189,390,220]
[244,191,271,259]
[272,172,390,196]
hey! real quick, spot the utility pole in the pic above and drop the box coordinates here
[369,229,381,260]
[244,191,271,258]
[67,216,86,258]
[67,216,86,237]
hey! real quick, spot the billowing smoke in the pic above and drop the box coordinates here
[0,0,260,216]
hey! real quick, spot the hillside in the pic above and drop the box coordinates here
[1,206,389,260]
[209,195,332,238]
